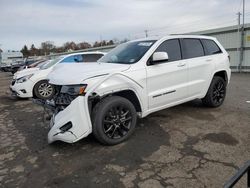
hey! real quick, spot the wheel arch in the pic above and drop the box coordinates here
[89,89,143,114]
[213,70,228,83]
[201,70,229,99]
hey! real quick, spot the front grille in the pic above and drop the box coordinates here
[55,93,77,106]
[53,85,62,95]
[52,85,77,111]
[11,79,16,86]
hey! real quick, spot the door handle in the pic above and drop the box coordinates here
[206,59,212,62]
[177,62,186,67]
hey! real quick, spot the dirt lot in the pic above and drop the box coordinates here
[0,71,249,188]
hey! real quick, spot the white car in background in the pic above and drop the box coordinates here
[10,52,105,99]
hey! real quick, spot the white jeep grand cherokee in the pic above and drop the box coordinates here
[46,35,231,145]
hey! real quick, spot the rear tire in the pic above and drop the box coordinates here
[202,76,226,107]
[33,80,55,100]
[92,96,137,145]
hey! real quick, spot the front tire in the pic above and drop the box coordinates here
[33,80,55,100]
[92,96,137,145]
[202,76,227,107]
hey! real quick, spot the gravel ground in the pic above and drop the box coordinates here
[0,71,249,188]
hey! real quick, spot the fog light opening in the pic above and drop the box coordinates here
[59,122,72,133]
[20,89,27,94]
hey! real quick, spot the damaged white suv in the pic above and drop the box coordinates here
[46,35,231,145]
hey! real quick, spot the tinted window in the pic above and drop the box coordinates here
[202,39,222,55]
[61,55,83,63]
[156,39,181,62]
[83,54,103,62]
[182,39,204,59]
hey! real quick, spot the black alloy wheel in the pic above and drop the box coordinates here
[92,96,137,145]
[211,79,226,105]
[103,105,132,139]
[202,76,226,107]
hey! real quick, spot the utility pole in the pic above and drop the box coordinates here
[243,0,245,29]
[237,12,241,28]
[0,44,2,63]
[237,12,241,72]
[239,0,245,72]
[145,30,148,38]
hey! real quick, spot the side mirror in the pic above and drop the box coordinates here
[152,52,169,63]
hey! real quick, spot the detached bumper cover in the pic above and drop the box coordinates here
[48,96,92,143]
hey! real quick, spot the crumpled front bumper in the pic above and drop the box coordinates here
[48,96,92,143]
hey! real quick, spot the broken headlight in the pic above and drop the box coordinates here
[60,84,87,96]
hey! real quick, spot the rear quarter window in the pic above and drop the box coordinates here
[201,39,222,55]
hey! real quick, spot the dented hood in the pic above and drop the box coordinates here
[48,63,131,85]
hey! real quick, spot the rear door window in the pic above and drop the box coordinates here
[201,39,222,55]
[182,39,205,59]
[155,39,182,62]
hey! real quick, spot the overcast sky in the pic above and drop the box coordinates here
[0,0,249,51]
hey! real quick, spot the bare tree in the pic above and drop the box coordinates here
[41,41,55,55]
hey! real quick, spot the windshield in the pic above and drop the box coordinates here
[98,40,156,64]
[40,57,63,70]
[37,60,50,68]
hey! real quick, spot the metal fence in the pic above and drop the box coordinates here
[191,23,250,72]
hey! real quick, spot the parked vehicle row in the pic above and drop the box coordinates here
[0,63,12,72]
[1,58,40,74]
[9,35,231,145]
[0,51,23,72]
[10,52,105,99]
